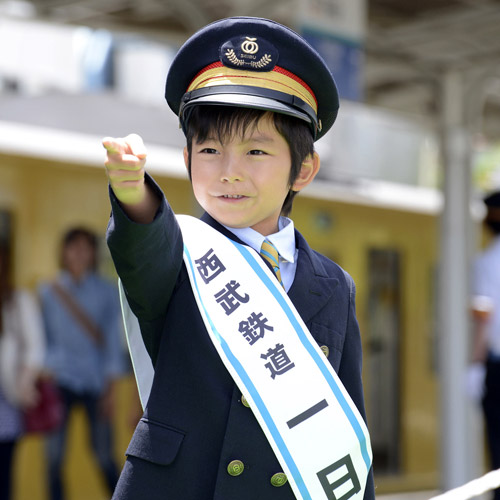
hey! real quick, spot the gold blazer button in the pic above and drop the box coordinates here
[227,460,245,476]
[270,472,288,487]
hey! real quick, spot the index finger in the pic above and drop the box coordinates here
[102,137,127,155]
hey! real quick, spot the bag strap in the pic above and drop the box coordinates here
[52,281,104,346]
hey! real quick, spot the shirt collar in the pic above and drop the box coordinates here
[223,217,296,263]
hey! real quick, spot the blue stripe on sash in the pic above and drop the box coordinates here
[183,245,310,499]
[231,241,372,473]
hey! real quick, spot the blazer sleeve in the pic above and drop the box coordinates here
[338,272,376,500]
[338,273,365,417]
[106,174,184,363]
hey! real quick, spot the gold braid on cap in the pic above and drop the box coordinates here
[187,62,318,115]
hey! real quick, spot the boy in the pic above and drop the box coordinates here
[103,17,374,500]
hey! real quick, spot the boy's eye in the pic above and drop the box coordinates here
[199,148,219,154]
[248,149,267,156]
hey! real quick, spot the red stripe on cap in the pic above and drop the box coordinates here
[273,66,318,107]
[189,61,224,87]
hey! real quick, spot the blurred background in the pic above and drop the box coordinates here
[1,0,500,498]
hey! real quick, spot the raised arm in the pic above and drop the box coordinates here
[102,134,184,363]
[102,134,160,223]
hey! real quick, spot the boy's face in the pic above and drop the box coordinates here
[185,115,305,236]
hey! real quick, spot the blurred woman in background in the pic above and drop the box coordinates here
[0,240,45,500]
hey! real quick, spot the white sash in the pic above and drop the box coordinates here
[120,215,372,500]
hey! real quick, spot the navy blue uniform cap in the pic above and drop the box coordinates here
[165,16,339,141]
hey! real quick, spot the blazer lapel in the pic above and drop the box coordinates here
[288,231,339,324]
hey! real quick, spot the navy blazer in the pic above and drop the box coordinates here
[107,178,375,500]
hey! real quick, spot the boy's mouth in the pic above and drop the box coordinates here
[221,194,245,199]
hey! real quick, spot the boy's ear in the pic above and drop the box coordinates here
[291,152,320,192]
[183,147,189,171]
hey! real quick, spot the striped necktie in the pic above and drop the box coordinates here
[260,239,284,288]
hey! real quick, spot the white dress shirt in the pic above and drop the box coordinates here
[224,217,298,292]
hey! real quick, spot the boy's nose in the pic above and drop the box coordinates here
[220,156,244,182]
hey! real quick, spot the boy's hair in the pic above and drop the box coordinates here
[60,227,98,271]
[185,106,314,217]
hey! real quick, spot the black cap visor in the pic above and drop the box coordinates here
[179,85,319,138]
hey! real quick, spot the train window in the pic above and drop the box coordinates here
[366,248,401,474]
